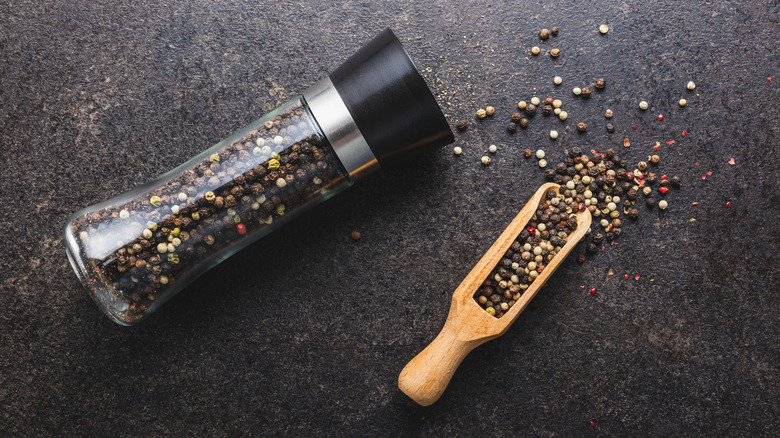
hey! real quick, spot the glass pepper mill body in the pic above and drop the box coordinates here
[63,28,454,325]
[64,97,350,325]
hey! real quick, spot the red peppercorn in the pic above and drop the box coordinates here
[527,227,536,235]
[658,186,669,194]
[236,223,247,235]
[657,114,664,121]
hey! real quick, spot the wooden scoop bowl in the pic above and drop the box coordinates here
[398,183,592,406]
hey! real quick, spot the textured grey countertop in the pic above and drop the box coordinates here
[1,0,778,436]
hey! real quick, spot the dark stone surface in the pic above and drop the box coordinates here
[1,0,778,436]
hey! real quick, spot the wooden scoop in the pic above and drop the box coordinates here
[398,183,592,406]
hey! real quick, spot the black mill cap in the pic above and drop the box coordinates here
[329,28,454,169]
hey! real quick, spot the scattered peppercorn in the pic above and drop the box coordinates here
[507,122,517,133]
[646,197,656,208]
[581,87,591,98]
[686,81,696,90]
[554,76,562,85]
[525,104,537,116]
[577,122,587,133]
[456,120,468,131]
[670,176,682,187]
[606,123,615,133]
[650,155,660,164]
[550,48,560,58]
[605,109,613,118]
[679,99,687,107]
[595,78,606,89]
[351,230,361,240]
[573,87,581,95]
[549,130,558,139]
[639,101,648,110]
[481,156,491,165]
[551,27,560,36]
[531,46,541,55]
[512,112,522,122]
[628,208,640,219]
[453,146,463,155]
[524,149,532,158]
[542,105,553,116]
[485,106,495,117]
[476,109,487,119]
[599,24,609,34]
[519,118,529,128]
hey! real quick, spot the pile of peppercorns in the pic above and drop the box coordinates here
[473,189,579,318]
[538,147,681,259]
[68,99,347,323]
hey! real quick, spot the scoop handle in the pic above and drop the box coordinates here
[398,318,487,406]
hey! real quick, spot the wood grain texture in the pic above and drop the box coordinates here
[398,183,592,406]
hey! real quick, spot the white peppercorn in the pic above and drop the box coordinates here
[531,46,540,55]
[559,111,568,121]
[535,149,545,159]
[488,144,497,154]
[453,146,462,155]
[659,200,668,209]
[573,87,581,95]
[686,81,696,90]
[531,96,540,106]
[549,130,558,139]
[481,156,491,165]
[599,24,609,34]
[554,76,562,85]
[639,101,648,110]
[679,99,687,107]
[539,159,547,168]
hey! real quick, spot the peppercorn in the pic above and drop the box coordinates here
[595,78,606,89]
[577,122,587,133]
[639,101,648,110]
[507,122,517,133]
[511,112,522,122]
[456,120,468,131]
[599,24,609,34]
[525,104,537,116]
[646,197,656,208]
[519,118,529,128]
[485,106,495,117]
[524,149,532,158]
[542,105,553,116]
[637,161,648,171]
[551,26,560,36]
[606,123,615,133]
[539,28,550,39]
[581,87,592,98]
[550,48,560,58]
[351,230,361,240]
[646,173,658,184]
[544,97,554,106]
[658,200,668,209]
[476,109,487,119]
[670,176,682,187]
[578,254,586,263]
[628,208,639,219]
[650,154,660,164]
[659,179,669,188]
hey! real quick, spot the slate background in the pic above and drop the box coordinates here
[1,0,778,436]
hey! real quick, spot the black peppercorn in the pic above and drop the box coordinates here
[606,123,615,133]
[628,208,640,219]
[456,120,468,131]
[581,87,592,98]
[670,176,682,188]
[511,112,522,122]
[519,118,529,128]
[551,27,560,36]
[525,104,537,116]
[570,147,582,158]
[542,105,553,116]
[595,78,606,89]
[507,122,517,133]
[539,28,550,39]
[587,243,598,253]
[646,197,656,208]
[577,122,587,133]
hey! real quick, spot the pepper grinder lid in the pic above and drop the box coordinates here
[329,28,454,170]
